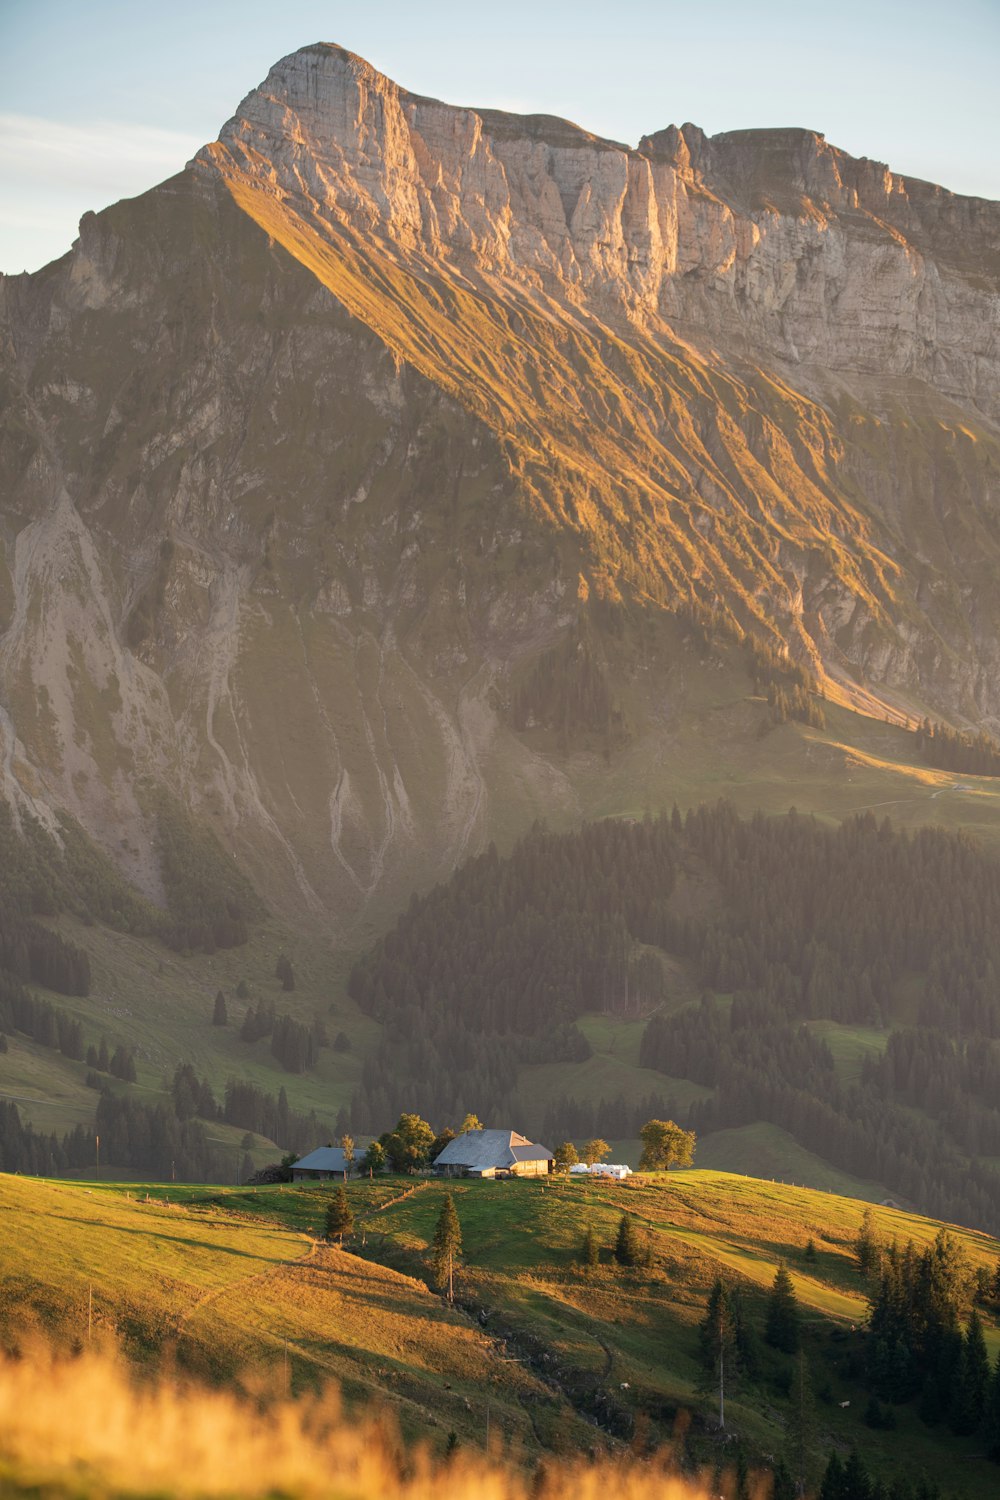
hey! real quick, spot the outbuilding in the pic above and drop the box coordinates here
[291,1145,352,1181]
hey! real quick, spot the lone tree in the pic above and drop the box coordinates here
[212,990,228,1026]
[638,1118,696,1172]
[275,954,295,992]
[699,1276,738,1429]
[582,1137,610,1168]
[614,1212,641,1267]
[432,1193,463,1303]
[766,1262,801,1354]
[554,1141,579,1174]
[341,1134,355,1178]
[855,1207,881,1277]
[325,1185,353,1245]
[581,1225,599,1270]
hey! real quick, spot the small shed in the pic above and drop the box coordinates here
[291,1145,352,1181]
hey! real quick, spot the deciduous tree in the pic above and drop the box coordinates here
[637,1118,695,1171]
[582,1137,609,1168]
[554,1141,579,1173]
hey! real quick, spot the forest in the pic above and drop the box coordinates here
[347,803,1000,1233]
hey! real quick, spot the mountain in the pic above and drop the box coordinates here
[1,42,999,946]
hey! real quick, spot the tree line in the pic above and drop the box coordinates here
[915,719,1000,778]
[344,800,1000,1231]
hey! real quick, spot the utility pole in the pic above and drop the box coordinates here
[87,1284,92,1343]
[485,1399,491,1451]
[95,1134,100,1177]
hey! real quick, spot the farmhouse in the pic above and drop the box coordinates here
[291,1146,353,1181]
[433,1129,554,1179]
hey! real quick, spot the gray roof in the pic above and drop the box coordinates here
[434,1129,553,1171]
[293,1146,350,1173]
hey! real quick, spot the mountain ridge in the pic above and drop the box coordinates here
[0,41,998,939]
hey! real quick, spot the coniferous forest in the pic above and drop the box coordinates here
[348,803,1000,1234]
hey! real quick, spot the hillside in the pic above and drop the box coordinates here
[3,1169,1000,1497]
[0,42,998,943]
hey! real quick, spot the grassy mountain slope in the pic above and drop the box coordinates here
[5,1169,1000,1495]
[0,1173,572,1454]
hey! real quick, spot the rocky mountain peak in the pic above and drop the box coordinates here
[1,42,999,935]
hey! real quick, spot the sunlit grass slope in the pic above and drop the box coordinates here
[350,1171,1000,1496]
[0,1175,580,1455]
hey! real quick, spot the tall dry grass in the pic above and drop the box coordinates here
[0,1337,749,1500]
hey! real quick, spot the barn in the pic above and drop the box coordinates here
[291,1145,352,1181]
[433,1129,554,1179]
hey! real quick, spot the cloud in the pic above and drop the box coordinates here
[0,113,204,195]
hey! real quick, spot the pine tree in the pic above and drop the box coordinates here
[213,990,228,1026]
[613,1212,640,1267]
[786,1351,816,1497]
[840,1451,873,1500]
[856,1207,881,1277]
[581,1225,599,1270]
[325,1185,353,1244]
[432,1193,462,1303]
[984,1350,1000,1462]
[951,1307,990,1435]
[698,1276,737,1428]
[765,1263,800,1354]
[818,1452,846,1500]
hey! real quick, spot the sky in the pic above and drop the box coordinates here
[1,0,998,274]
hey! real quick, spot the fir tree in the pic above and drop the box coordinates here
[765,1263,800,1354]
[985,1349,1000,1462]
[698,1276,737,1428]
[432,1193,462,1303]
[213,990,228,1026]
[950,1307,990,1435]
[581,1225,599,1270]
[325,1185,353,1244]
[786,1351,816,1496]
[613,1212,640,1267]
[856,1207,881,1277]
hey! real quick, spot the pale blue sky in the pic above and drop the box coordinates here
[1,0,998,273]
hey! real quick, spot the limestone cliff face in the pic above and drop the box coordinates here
[0,43,998,930]
[208,46,999,414]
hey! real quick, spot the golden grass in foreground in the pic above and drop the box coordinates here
[0,1340,737,1500]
